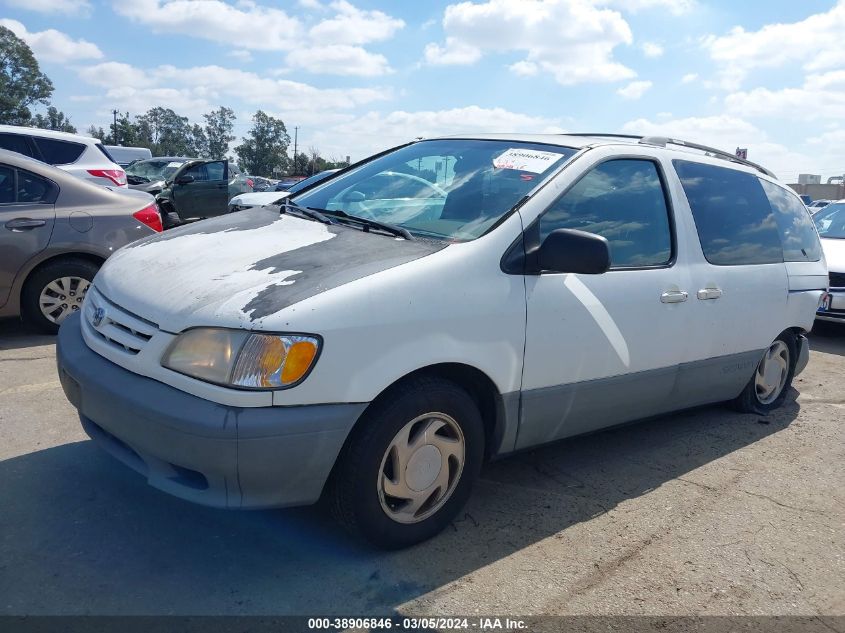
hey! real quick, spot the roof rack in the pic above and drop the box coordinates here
[565,133,776,178]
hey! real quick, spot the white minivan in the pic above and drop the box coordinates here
[56,134,826,548]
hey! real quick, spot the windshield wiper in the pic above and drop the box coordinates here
[279,199,334,225]
[307,207,414,240]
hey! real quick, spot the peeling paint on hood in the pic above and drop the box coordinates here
[95,208,445,332]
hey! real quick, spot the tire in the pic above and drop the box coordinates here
[328,376,485,549]
[732,332,797,415]
[158,201,181,230]
[21,258,99,334]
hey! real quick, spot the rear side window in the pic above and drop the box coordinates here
[0,165,57,204]
[674,160,782,265]
[759,180,821,262]
[95,143,116,162]
[0,133,34,157]
[0,165,14,203]
[539,159,673,268]
[33,137,85,165]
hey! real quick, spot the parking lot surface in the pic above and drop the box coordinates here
[0,318,842,616]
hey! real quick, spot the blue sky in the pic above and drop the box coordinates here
[2,0,843,181]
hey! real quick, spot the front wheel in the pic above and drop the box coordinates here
[733,333,796,414]
[328,377,484,549]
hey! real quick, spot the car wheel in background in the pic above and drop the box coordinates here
[21,258,99,334]
[732,332,796,415]
[328,376,484,549]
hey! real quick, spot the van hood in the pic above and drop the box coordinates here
[821,237,845,273]
[95,208,446,332]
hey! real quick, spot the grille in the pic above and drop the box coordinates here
[830,272,845,288]
[85,287,158,355]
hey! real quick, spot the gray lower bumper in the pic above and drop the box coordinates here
[56,313,367,509]
[795,333,810,377]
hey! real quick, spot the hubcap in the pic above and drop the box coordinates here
[39,277,90,325]
[378,413,465,524]
[755,340,790,405]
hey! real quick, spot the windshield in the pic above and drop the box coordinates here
[287,170,338,194]
[126,159,188,182]
[814,202,845,238]
[291,139,577,241]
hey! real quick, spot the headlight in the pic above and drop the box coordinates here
[162,328,320,389]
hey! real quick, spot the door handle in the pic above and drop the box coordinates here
[5,218,47,230]
[660,290,688,304]
[697,287,723,300]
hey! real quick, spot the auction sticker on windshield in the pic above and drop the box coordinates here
[493,148,563,173]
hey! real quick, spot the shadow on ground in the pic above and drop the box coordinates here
[0,318,54,351]
[809,321,845,356]
[0,394,800,615]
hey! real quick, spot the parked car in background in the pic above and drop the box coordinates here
[274,177,304,191]
[228,169,339,212]
[0,125,127,188]
[105,145,152,168]
[799,194,812,205]
[808,199,831,212]
[250,176,277,192]
[155,158,253,227]
[813,200,845,322]
[56,134,824,548]
[0,149,161,332]
[126,157,195,195]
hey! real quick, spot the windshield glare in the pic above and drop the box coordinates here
[126,160,187,181]
[813,202,845,239]
[291,139,577,241]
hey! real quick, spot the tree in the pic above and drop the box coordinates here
[136,107,194,156]
[31,106,76,133]
[0,25,54,124]
[86,125,106,141]
[235,110,290,176]
[203,106,235,159]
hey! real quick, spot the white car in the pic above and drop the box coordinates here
[228,169,340,212]
[812,200,845,321]
[0,125,127,187]
[56,134,826,549]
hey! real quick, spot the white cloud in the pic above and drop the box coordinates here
[2,0,90,14]
[681,72,698,84]
[702,1,845,89]
[76,62,391,120]
[308,0,404,45]
[724,71,845,121]
[617,80,652,99]
[286,45,392,77]
[509,60,539,77]
[422,0,636,85]
[423,37,483,66]
[114,0,402,76]
[596,0,694,15]
[228,49,253,63]
[115,0,302,51]
[641,42,663,58]
[309,106,568,159]
[620,114,815,180]
[0,19,103,62]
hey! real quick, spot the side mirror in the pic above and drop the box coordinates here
[175,174,195,185]
[537,228,611,274]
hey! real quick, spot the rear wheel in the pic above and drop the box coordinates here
[733,333,796,414]
[21,258,99,333]
[328,377,484,549]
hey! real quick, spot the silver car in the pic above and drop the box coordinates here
[0,149,162,333]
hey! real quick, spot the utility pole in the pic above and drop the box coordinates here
[112,109,119,145]
[293,126,298,176]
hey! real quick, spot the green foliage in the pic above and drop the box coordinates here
[31,106,76,133]
[234,110,290,176]
[0,25,54,125]
[86,125,106,141]
[204,106,236,159]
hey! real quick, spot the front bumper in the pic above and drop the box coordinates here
[56,313,367,509]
